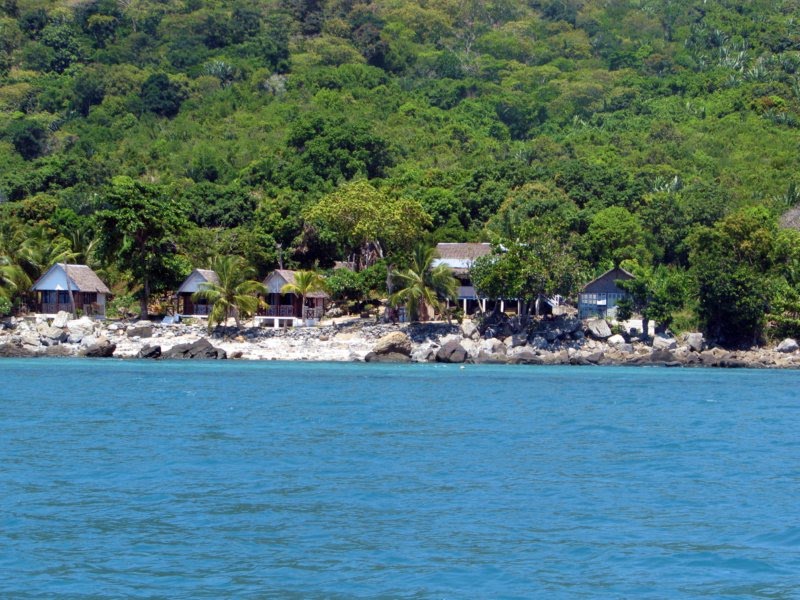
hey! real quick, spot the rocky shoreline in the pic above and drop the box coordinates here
[1,311,800,369]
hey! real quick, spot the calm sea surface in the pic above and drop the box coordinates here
[1,359,799,599]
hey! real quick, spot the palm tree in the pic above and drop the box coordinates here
[390,244,458,322]
[0,223,31,302]
[192,256,267,331]
[280,270,327,322]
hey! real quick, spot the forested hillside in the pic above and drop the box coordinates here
[2,0,800,343]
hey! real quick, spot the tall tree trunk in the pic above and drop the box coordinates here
[140,275,149,318]
[64,263,76,319]
[383,264,394,323]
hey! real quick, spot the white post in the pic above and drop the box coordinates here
[500,300,505,313]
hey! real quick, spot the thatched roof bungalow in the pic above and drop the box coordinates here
[31,263,111,318]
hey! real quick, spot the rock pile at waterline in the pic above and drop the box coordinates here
[1,311,800,368]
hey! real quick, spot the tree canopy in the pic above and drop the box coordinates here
[0,0,799,340]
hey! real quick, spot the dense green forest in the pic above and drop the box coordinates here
[2,0,800,344]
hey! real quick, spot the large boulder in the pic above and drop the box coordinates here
[45,345,75,357]
[474,351,509,364]
[479,338,507,355]
[372,331,412,356]
[137,344,162,359]
[777,338,799,353]
[461,320,480,340]
[67,316,95,335]
[652,334,678,351]
[586,318,612,340]
[38,325,67,345]
[607,334,627,347]
[127,323,154,338]
[508,350,544,365]
[80,339,116,357]
[411,343,437,363]
[51,311,71,328]
[435,340,469,363]
[528,335,549,350]
[648,349,680,366]
[364,351,411,363]
[162,338,226,360]
[0,343,37,358]
[684,332,705,352]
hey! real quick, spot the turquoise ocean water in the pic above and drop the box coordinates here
[1,359,799,598]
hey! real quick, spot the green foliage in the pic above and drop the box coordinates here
[5,119,48,160]
[584,206,648,267]
[0,0,799,342]
[0,294,11,316]
[106,292,137,319]
[619,262,690,333]
[689,207,777,345]
[326,262,387,303]
[304,180,431,268]
[140,73,183,117]
[390,244,458,321]
[472,223,585,313]
[94,176,190,316]
[193,254,266,330]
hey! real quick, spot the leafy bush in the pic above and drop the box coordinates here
[0,296,11,317]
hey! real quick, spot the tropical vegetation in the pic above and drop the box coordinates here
[192,255,266,330]
[279,269,326,320]
[0,0,800,344]
[390,244,458,322]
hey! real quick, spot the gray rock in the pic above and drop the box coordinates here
[372,331,412,356]
[127,324,154,338]
[40,325,67,344]
[137,344,162,359]
[461,320,479,340]
[777,338,799,353]
[649,349,678,364]
[51,311,71,328]
[570,350,604,365]
[479,338,506,355]
[684,332,705,352]
[652,334,678,351]
[509,333,528,348]
[365,351,411,363]
[474,351,509,364]
[411,344,437,363]
[45,345,74,357]
[616,343,634,354]
[436,340,469,363]
[67,316,95,335]
[529,335,549,350]
[80,341,116,358]
[0,343,37,358]
[607,334,626,347]
[162,338,226,360]
[20,333,40,348]
[508,350,544,365]
[586,318,612,339]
